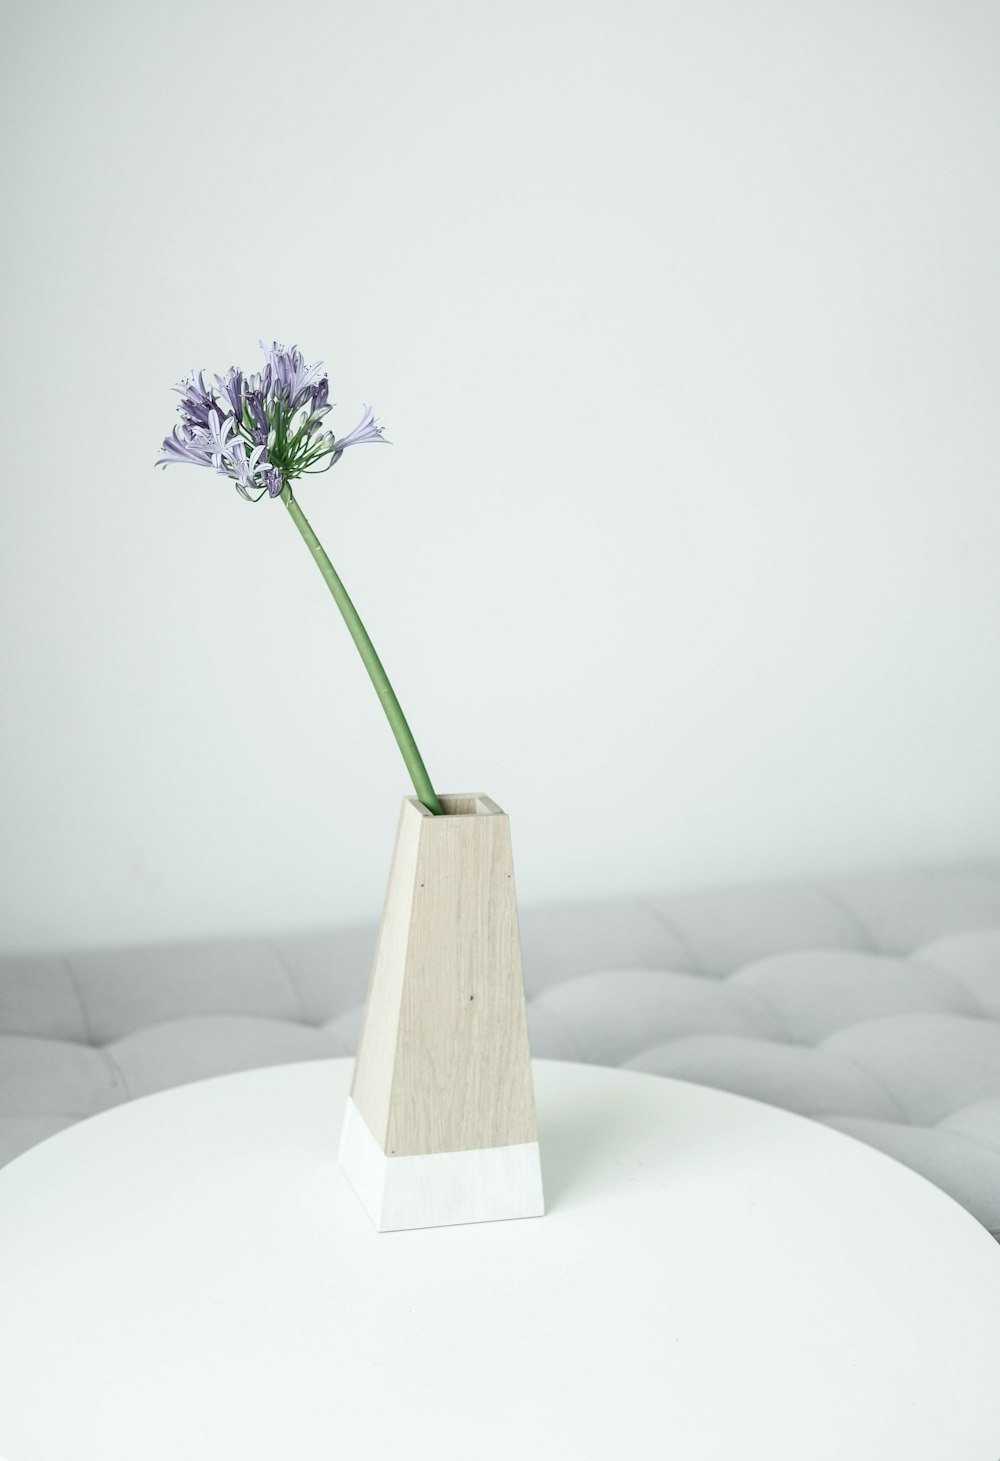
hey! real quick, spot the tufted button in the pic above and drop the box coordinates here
[821,1014,1000,1126]
[730,950,981,1043]
[106,1018,342,1100]
[0,958,90,1042]
[70,941,304,1044]
[531,968,786,1065]
[625,1035,906,1119]
[0,1035,125,1117]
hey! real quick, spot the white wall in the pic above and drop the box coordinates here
[1,0,999,953]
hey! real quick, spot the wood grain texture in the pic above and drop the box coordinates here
[348,798,423,1149]
[349,794,538,1158]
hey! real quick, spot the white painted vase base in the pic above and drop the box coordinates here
[338,1097,545,1232]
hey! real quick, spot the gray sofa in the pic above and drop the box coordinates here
[2,860,1000,1238]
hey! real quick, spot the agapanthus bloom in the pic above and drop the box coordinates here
[156,340,388,502]
[331,405,388,462]
[224,440,272,501]
[154,337,441,818]
[203,409,239,466]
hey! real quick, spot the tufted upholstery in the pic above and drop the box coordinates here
[2,862,1000,1236]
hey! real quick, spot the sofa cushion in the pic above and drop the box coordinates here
[2,859,999,1238]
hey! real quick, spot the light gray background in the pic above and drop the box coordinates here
[1,0,998,953]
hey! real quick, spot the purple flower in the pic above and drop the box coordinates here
[157,341,388,501]
[246,391,269,443]
[173,370,222,432]
[245,364,273,399]
[311,378,331,418]
[221,440,272,500]
[260,340,327,409]
[215,367,243,419]
[201,409,239,466]
[333,406,389,452]
[155,425,214,469]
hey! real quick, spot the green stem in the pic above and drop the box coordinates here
[281,483,443,816]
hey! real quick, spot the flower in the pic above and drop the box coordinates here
[215,367,243,419]
[155,425,214,469]
[312,378,331,417]
[157,337,442,817]
[156,340,388,502]
[246,391,269,444]
[260,339,327,410]
[173,370,222,432]
[203,409,239,467]
[222,440,273,500]
[333,405,389,453]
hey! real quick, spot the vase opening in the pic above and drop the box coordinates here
[433,794,498,817]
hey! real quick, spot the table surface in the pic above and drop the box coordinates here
[1,1058,999,1461]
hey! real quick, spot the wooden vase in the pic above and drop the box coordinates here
[338,793,544,1231]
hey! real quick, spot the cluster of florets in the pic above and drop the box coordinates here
[156,340,387,500]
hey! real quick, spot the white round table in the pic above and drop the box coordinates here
[1,1058,998,1460]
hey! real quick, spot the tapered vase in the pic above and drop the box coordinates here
[338,793,544,1232]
